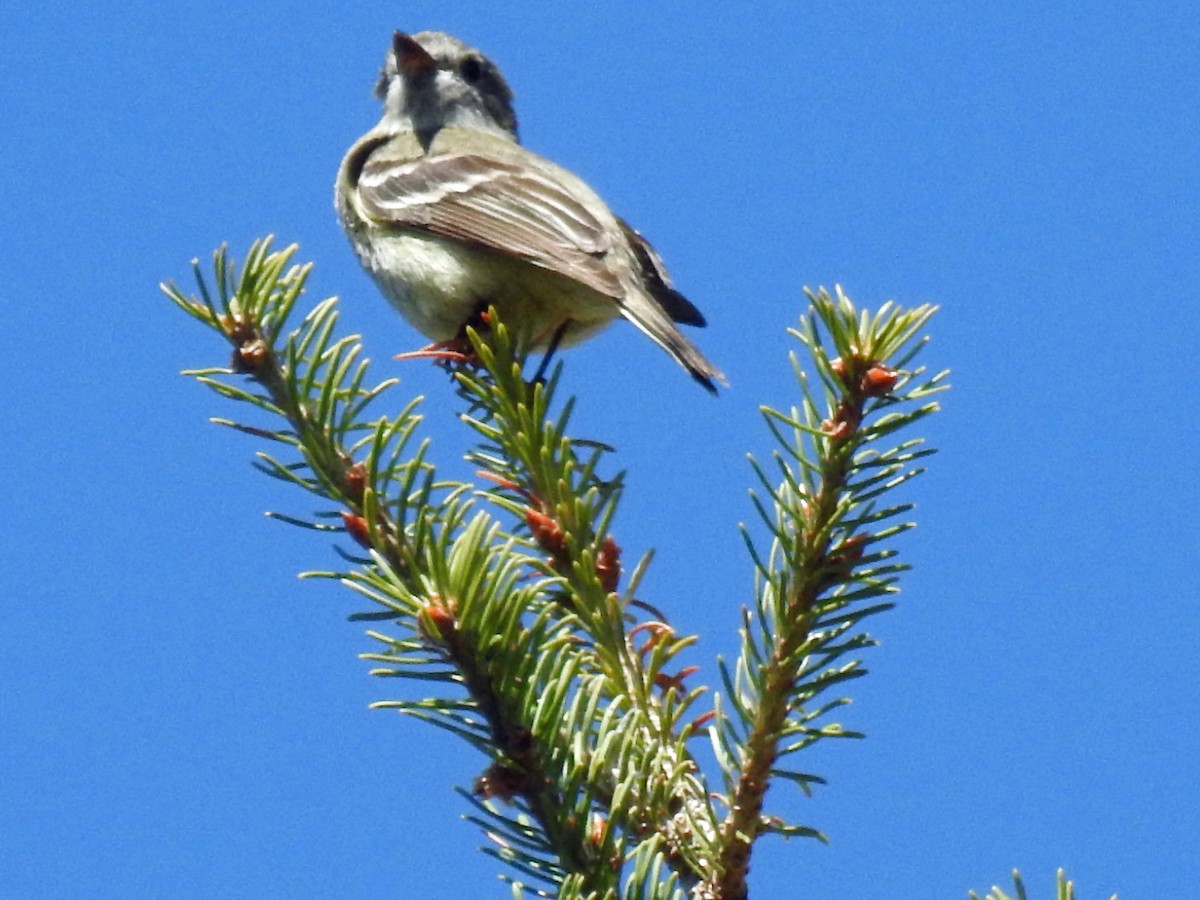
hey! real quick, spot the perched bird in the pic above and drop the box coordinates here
[336,30,724,392]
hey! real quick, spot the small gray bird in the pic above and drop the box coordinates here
[335,30,725,392]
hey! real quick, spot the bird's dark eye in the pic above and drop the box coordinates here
[459,55,484,83]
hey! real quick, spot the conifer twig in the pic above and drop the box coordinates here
[165,242,953,899]
[703,288,948,898]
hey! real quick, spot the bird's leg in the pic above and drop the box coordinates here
[531,321,571,385]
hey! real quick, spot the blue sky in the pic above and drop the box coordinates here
[2,3,1197,897]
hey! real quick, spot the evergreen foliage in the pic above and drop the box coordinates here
[160,238,1106,898]
[969,869,1119,900]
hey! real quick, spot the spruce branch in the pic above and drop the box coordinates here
[702,287,949,899]
[165,241,956,898]
[164,240,611,893]
[163,239,715,896]
[453,320,720,886]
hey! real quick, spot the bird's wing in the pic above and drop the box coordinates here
[618,218,707,327]
[357,151,624,299]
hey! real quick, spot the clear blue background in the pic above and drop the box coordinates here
[2,3,1196,898]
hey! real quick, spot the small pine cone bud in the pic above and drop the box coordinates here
[474,763,525,802]
[595,536,621,593]
[418,598,457,643]
[526,508,568,559]
[829,357,850,383]
[822,402,861,441]
[232,337,269,374]
[340,512,372,549]
[860,365,899,397]
[342,461,368,503]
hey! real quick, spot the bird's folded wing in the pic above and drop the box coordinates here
[358,153,623,299]
[618,218,706,328]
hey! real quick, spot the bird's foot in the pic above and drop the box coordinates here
[393,335,475,364]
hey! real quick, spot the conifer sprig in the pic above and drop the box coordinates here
[166,242,951,899]
[703,287,948,898]
[163,240,713,896]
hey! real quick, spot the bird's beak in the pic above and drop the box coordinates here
[393,32,436,75]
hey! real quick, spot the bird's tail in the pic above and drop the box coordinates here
[619,292,727,394]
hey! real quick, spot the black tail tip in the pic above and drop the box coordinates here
[694,367,728,395]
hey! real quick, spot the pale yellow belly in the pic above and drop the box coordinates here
[360,231,619,348]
